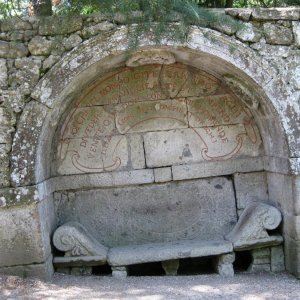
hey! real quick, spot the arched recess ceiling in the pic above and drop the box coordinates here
[10,26,296,188]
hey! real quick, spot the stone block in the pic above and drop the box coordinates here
[213,253,235,277]
[283,214,300,242]
[82,22,115,38]
[252,8,300,21]
[11,102,49,187]
[0,41,28,58]
[0,59,7,87]
[284,235,300,278]
[172,157,264,181]
[56,178,237,247]
[108,240,233,266]
[236,23,261,43]
[267,173,299,215]
[56,135,129,175]
[42,55,60,70]
[116,99,188,134]
[28,36,56,56]
[144,125,262,168]
[0,186,41,208]
[0,255,54,281]
[271,246,285,272]
[111,266,127,278]
[15,58,41,92]
[0,204,51,267]
[63,34,82,51]
[292,21,300,48]
[130,134,145,169]
[263,23,293,45]
[0,90,25,113]
[187,94,250,127]
[52,169,155,191]
[233,172,269,209]
[1,18,32,32]
[39,16,83,35]
[60,106,116,140]
[154,167,172,183]
[0,107,16,127]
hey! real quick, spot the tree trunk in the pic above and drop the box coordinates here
[32,0,52,16]
[225,0,234,7]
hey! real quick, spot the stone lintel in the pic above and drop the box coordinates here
[52,169,155,192]
[172,157,263,181]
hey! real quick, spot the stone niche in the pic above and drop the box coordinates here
[53,62,265,252]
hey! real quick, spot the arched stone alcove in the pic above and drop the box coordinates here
[9,27,300,279]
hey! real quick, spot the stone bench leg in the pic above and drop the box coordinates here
[112,266,128,278]
[248,248,271,272]
[214,253,235,277]
[161,259,179,276]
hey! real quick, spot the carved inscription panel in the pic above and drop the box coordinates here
[55,63,263,175]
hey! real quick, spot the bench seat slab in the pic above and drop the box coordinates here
[108,240,233,267]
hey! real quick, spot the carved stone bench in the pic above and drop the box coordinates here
[52,203,284,277]
[108,240,234,277]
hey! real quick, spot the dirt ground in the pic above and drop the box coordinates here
[1,272,300,300]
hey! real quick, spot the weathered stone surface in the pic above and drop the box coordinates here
[130,134,145,169]
[252,8,300,21]
[0,186,41,208]
[53,222,108,260]
[11,102,49,187]
[82,22,115,38]
[108,240,233,266]
[248,248,271,273]
[52,170,155,191]
[284,235,300,278]
[225,8,252,21]
[39,16,83,35]
[116,99,188,134]
[53,255,107,267]
[213,253,235,277]
[271,246,285,272]
[263,23,293,45]
[226,203,283,250]
[267,173,300,215]
[28,36,55,56]
[126,50,176,67]
[283,214,300,242]
[111,266,128,278]
[15,58,41,92]
[0,90,25,113]
[236,23,261,43]
[57,135,129,175]
[63,34,82,51]
[292,22,300,48]
[0,59,7,87]
[1,18,32,32]
[233,172,269,209]
[0,256,54,281]
[144,126,262,168]
[55,178,237,247]
[172,157,263,181]
[42,55,60,70]
[0,204,51,267]
[0,41,28,58]
[154,167,172,183]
